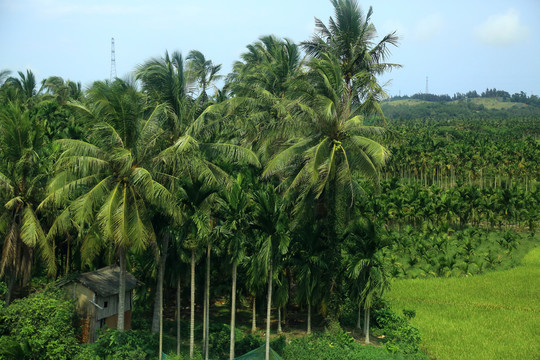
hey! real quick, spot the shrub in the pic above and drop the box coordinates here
[282,322,427,360]
[0,286,80,360]
[373,307,422,354]
[74,328,158,360]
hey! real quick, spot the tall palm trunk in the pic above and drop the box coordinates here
[153,233,170,332]
[277,307,282,334]
[190,249,196,360]
[307,302,311,334]
[204,245,211,360]
[364,307,370,343]
[251,296,257,332]
[229,262,237,360]
[356,305,362,330]
[177,277,181,356]
[265,260,273,360]
[118,247,126,331]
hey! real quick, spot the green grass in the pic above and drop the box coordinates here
[455,98,526,110]
[386,246,540,360]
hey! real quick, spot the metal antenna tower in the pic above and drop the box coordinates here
[110,37,117,81]
[425,76,429,94]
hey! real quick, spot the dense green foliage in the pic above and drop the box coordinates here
[0,0,538,359]
[0,287,79,360]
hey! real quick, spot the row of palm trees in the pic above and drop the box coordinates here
[0,1,399,359]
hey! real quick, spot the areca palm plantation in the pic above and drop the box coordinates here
[0,103,54,304]
[40,78,177,331]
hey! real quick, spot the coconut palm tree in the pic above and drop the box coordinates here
[192,35,305,163]
[0,103,55,304]
[4,70,42,107]
[264,52,390,235]
[301,0,400,110]
[40,78,178,331]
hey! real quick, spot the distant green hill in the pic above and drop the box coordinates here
[380,97,537,120]
[460,97,527,110]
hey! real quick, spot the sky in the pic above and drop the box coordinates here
[1,0,539,97]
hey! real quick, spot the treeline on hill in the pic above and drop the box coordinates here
[0,1,538,360]
[390,88,540,106]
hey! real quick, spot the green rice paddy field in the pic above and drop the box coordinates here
[387,246,540,360]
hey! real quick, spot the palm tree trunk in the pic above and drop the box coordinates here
[364,307,370,343]
[202,268,207,359]
[153,233,170,333]
[229,262,237,360]
[177,276,181,357]
[356,305,361,329]
[251,296,257,332]
[204,244,211,360]
[307,302,311,334]
[190,249,195,360]
[265,260,273,360]
[5,274,15,306]
[118,247,126,331]
[277,307,282,334]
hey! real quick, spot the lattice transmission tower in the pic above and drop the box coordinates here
[110,37,117,81]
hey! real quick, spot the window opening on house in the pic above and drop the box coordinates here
[104,301,108,308]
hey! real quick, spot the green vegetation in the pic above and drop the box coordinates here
[0,287,80,360]
[387,246,540,360]
[1,0,539,359]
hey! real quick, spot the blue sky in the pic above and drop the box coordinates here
[1,0,539,96]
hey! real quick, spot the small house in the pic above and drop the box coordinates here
[63,265,140,343]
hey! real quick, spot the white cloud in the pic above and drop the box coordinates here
[414,13,444,42]
[475,8,529,46]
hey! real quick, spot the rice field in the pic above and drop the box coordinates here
[386,246,540,360]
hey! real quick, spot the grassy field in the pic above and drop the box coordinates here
[386,246,540,360]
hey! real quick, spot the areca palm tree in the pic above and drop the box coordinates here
[344,218,390,343]
[252,185,290,360]
[40,78,177,331]
[215,174,252,360]
[0,103,55,304]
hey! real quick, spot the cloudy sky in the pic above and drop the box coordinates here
[1,0,539,96]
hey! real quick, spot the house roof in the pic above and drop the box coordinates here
[76,265,140,297]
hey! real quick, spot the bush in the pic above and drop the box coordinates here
[74,328,158,360]
[0,286,80,360]
[373,307,422,354]
[283,322,427,360]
